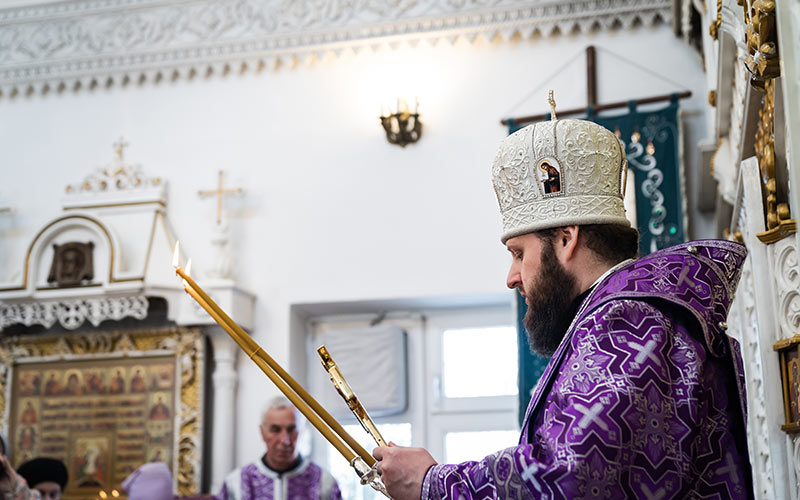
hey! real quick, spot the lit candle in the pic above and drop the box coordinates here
[172,244,374,466]
[181,281,358,464]
[172,240,181,268]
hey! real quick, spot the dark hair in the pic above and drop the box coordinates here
[536,223,639,264]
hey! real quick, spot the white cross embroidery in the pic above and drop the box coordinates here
[630,339,661,365]
[640,483,666,499]
[574,402,609,431]
[519,456,543,493]
[717,452,741,485]
[676,265,694,288]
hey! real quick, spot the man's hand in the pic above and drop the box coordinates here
[0,455,19,496]
[373,443,436,500]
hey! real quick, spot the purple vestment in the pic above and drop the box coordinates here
[216,457,341,500]
[422,240,753,500]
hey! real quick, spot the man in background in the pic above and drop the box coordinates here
[217,396,341,500]
[0,434,40,500]
[15,457,68,500]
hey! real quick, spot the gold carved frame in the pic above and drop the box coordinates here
[0,327,204,495]
[774,334,800,433]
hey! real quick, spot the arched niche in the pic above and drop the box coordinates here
[23,212,119,294]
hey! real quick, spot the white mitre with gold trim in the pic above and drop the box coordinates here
[492,93,630,243]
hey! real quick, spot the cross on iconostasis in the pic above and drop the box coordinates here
[113,137,129,160]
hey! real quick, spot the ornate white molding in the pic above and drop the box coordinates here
[60,140,169,209]
[208,329,238,492]
[775,240,800,337]
[794,436,800,499]
[66,163,163,195]
[0,0,671,95]
[0,295,149,330]
[732,250,776,497]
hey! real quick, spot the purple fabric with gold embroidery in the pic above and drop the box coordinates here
[216,456,341,500]
[422,240,753,500]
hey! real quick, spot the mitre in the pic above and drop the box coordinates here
[492,99,630,243]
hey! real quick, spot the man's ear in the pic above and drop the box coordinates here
[554,226,580,264]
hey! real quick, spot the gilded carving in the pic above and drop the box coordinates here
[743,0,780,90]
[0,327,204,495]
[754,79,796,243]
[709,0,722,39]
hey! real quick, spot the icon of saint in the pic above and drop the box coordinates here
[62,373,82,396]
[75,443,104,487]
[149,396,170,420]
[44,373,61,395]
[540,161,561,194]
[130,369,146,393]
[109,369,125,394]
[19,426,35,450]
[20,401,37,424]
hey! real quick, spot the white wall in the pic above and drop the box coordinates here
[0,24,710,471]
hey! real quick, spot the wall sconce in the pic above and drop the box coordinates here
[380,98,422,147]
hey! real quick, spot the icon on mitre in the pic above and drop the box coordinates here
[537,159,562,195]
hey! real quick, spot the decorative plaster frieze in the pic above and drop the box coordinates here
[66,163,163,195]
[0,295,149,330]
[0,0,671,95]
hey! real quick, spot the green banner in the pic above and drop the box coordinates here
[592,96,686,254]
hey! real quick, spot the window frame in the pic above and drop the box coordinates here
[305,302,518,496]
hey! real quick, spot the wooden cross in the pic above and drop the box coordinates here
[198,170,244,225]
[586,45,597,108]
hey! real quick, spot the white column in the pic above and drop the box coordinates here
[209,328,239,493]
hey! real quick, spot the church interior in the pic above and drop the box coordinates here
[1,0,799,498]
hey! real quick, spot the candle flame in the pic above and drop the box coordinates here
[185,258,192,277]
[99,492,108,500]
[111,491,119,498]
[172,241,180,268]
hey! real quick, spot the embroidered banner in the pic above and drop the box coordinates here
[591,96,686,255]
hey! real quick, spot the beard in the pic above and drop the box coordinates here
[522,239,579,357]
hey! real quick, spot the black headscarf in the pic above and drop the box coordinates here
[17,458,68,490]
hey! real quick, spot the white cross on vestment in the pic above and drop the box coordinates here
[676,265,694,288]
[631,339,661,365]
[640,483,667,500]
[716,452,741,484]
[575,402,609,431]
[519,456,543,493]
